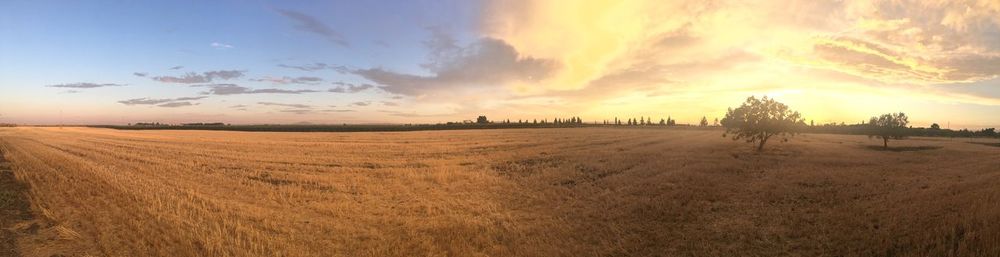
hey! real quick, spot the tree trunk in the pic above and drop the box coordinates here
[757,134,770,152]
[883,137,889,149]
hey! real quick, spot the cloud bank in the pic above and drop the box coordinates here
[352,31,559,96]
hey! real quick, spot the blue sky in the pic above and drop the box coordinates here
[2,0,1000,128]
[0,0,481,124]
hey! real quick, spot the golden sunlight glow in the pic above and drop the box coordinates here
[478,0,1000,127]
[484,1,658,92]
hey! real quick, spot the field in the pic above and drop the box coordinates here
[1,127,999,257]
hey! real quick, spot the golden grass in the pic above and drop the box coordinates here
[1,127,999,256]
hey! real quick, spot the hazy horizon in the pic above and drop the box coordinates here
[3,1,1000,129]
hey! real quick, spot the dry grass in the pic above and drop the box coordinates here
[1,127,999,256]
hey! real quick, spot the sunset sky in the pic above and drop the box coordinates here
[1,0,999,128]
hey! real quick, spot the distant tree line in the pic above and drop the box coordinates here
[457,115,726,128]
[804,121,997,139]
[453,116,587,126]
[129,122,229,126]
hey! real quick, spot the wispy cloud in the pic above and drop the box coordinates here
[46,82,126,88]
[258,102,312,109]
[379,110,448,117]
[279,109,313,115]
[46,82,127,95]
[133,72,148,77]
[277,63,349,73]
[328,82,374,93]
[279,108,355,114]
[176,96,209,101]
[276,9,349,46]
[381,101,399,106]
[117,96,207,107]
[194,84,320,95]
[152,70,245,84]
[169,66,183,70]
[210,42,234,49]
[158,102,197,108]
[118,98,174,105]
[251,76,324,85]
[350,101,371,107]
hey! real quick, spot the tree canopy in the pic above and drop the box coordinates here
[867,113,909,148]
[720,96,804,151]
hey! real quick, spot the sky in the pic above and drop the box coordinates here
[1,0,999,128]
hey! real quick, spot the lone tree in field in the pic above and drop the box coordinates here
[476,116,489,124]
[720,96,804,151]
[867,112,909,149]
[699,116,709,127]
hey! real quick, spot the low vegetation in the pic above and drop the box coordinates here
[1,127,999,256]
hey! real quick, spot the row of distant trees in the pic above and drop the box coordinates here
[804,121,997,138]
[460,116,723,127]
[130,122,229,126]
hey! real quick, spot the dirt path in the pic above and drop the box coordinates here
[0,149,32,257]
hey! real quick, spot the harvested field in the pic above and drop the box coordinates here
[1,127,999,256]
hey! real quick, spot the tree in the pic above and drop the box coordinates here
[713,118,719,126]
[659,118,665,125]
[867,112,909,149]
[476,116,489,124]
[978,128,996,137]
[721,96,804,151]
[699,116,709,127]
[930,123,941,130]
